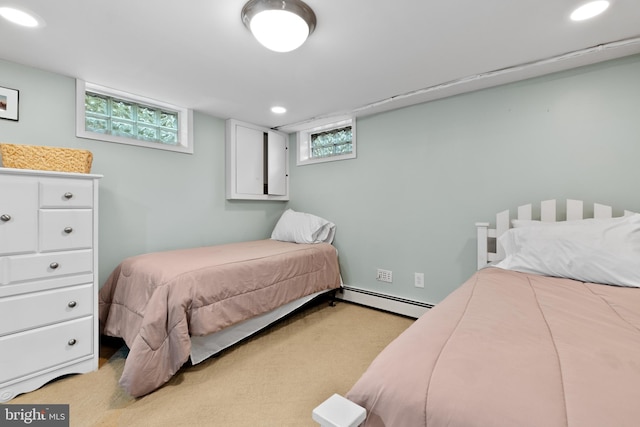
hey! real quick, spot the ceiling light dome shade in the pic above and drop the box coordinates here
[242,0,317,53]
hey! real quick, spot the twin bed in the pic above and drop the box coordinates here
[99,209,341,397]
[344,199,640,426]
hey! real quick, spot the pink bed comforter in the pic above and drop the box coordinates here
[99,239,341,397]
[347,267,640,427]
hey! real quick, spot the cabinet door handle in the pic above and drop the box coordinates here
[64,192,74,199]
[68,301,77,308]
[64,227,73,234]
[68,339,77,346]
[49,262,60,269]
[0,214,10,222]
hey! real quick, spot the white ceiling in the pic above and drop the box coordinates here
[1,1,639,132]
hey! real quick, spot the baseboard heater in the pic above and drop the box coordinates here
[337,286,433,319]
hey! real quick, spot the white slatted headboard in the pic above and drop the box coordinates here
[476,199,632,270]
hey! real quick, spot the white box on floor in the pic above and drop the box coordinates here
[312,393,366,427]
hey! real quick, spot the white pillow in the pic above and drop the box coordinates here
[511,214,632,229]
[271,209,336,244]
[496,214,640,287]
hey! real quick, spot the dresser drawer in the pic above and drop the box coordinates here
[0,179,38,256]
[0,283,93,336]
[1,250,93,285]
[39,179,94,208]
[39,210,93,252]
[0,316,93,384]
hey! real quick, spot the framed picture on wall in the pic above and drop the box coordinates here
[0,86,19,121]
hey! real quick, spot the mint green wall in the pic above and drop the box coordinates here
[289,54,640,304]
[3,55,639,303]
[0,59,287,285]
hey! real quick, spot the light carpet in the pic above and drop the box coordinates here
[11,301,414,427]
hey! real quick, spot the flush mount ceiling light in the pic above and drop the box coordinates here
[570,1,610,21]
[0,6,43,27]
[241,0,316,53]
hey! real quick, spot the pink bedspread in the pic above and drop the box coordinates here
[347,267,640,427]
[99,239,341,397]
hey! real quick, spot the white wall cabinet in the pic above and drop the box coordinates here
[226,119,289,201]
[0,168,101,402]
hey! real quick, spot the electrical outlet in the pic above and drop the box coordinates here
[415,272,424,288]
[376,269,393,283]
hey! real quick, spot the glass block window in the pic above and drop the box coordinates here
[297,117,356,166]
[85,92,179,145]
[76,80,192,154]
[310,126,353,159]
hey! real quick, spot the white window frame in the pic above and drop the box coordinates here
[76,80,193,154]
[296,116,356,166]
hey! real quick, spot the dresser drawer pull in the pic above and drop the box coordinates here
[64,227,74,234]
[64,192,74,199]
[68,338,77,346]
[0,214,10,222]
[49,262,60,270]
[68,301,77,308]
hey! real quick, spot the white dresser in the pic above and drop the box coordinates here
[0,168,101,402]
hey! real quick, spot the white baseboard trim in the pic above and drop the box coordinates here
[337,286,433,319]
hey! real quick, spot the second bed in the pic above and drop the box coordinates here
[100,210,342,397]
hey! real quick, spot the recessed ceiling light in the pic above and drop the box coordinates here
[0,6,42,27]
[570,1,610,21]
[271,106,287,114]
